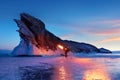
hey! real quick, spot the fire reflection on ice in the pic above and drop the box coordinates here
[74,58,92,64]
[83,69,110,80]
[52,57,73,80]
[59,66,67,80]
[74,58,111,80]
[52,57,111,80]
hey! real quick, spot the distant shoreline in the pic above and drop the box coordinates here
[1,52,120,58]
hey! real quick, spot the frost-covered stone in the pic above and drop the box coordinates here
[12,13,64,56]
[63,40,99,53]
[99,48,112,53]
[12,13,111,56]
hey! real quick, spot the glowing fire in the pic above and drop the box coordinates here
[57,44,64,50]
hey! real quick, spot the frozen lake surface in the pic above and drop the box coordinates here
[0,53,120,80]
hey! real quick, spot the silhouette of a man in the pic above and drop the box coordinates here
[64,47,69,57]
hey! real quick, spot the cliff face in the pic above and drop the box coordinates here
[12,13,109,56]
[12,13,65,55]
[16,13,63,50]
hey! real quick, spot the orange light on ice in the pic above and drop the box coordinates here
[83,69,111,80]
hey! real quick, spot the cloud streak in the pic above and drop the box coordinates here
[86,27,120,36]
[52,19,120,36]
[78,19,120,36]
[100,36,120,43]
[60,34,75,40]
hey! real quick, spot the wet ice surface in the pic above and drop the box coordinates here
[52,57,120,80]
[0,53,120,80]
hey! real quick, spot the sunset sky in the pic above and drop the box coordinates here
[0,0,120,51]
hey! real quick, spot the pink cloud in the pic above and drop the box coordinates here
[53,19,120,36]
[91,20,120,25]
[112,23,120,27]
[81,19,120,36]
[100,36,120,43]
[89,27,120,36]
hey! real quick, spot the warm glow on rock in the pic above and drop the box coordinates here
[57,44,64,50]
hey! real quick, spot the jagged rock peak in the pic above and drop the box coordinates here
[21,13,45,29]
[20,13,45,35]
[14,13,63,52]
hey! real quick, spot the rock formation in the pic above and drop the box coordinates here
[12,13,111,56]
[12,13,66,56]
[63,40,99,53]
[99,48,112,53]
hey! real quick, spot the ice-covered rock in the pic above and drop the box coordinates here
[63,40,99,53]
[12,13,64,56]
[12,13,111,56]
[99,48,112,53]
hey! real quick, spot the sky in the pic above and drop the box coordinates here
[0,0,120,51]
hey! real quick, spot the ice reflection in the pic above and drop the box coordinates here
[74,58,111,80]
[59,66,66,80]
[83,69,110,80]
[52,57,112,80]
[52,57,73,80]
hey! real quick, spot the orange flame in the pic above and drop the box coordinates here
[57,44,64,50]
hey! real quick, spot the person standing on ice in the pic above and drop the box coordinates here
[64,47,70,58]
[57,44,70,57]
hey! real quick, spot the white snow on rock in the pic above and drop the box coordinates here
[12,39,64,56]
